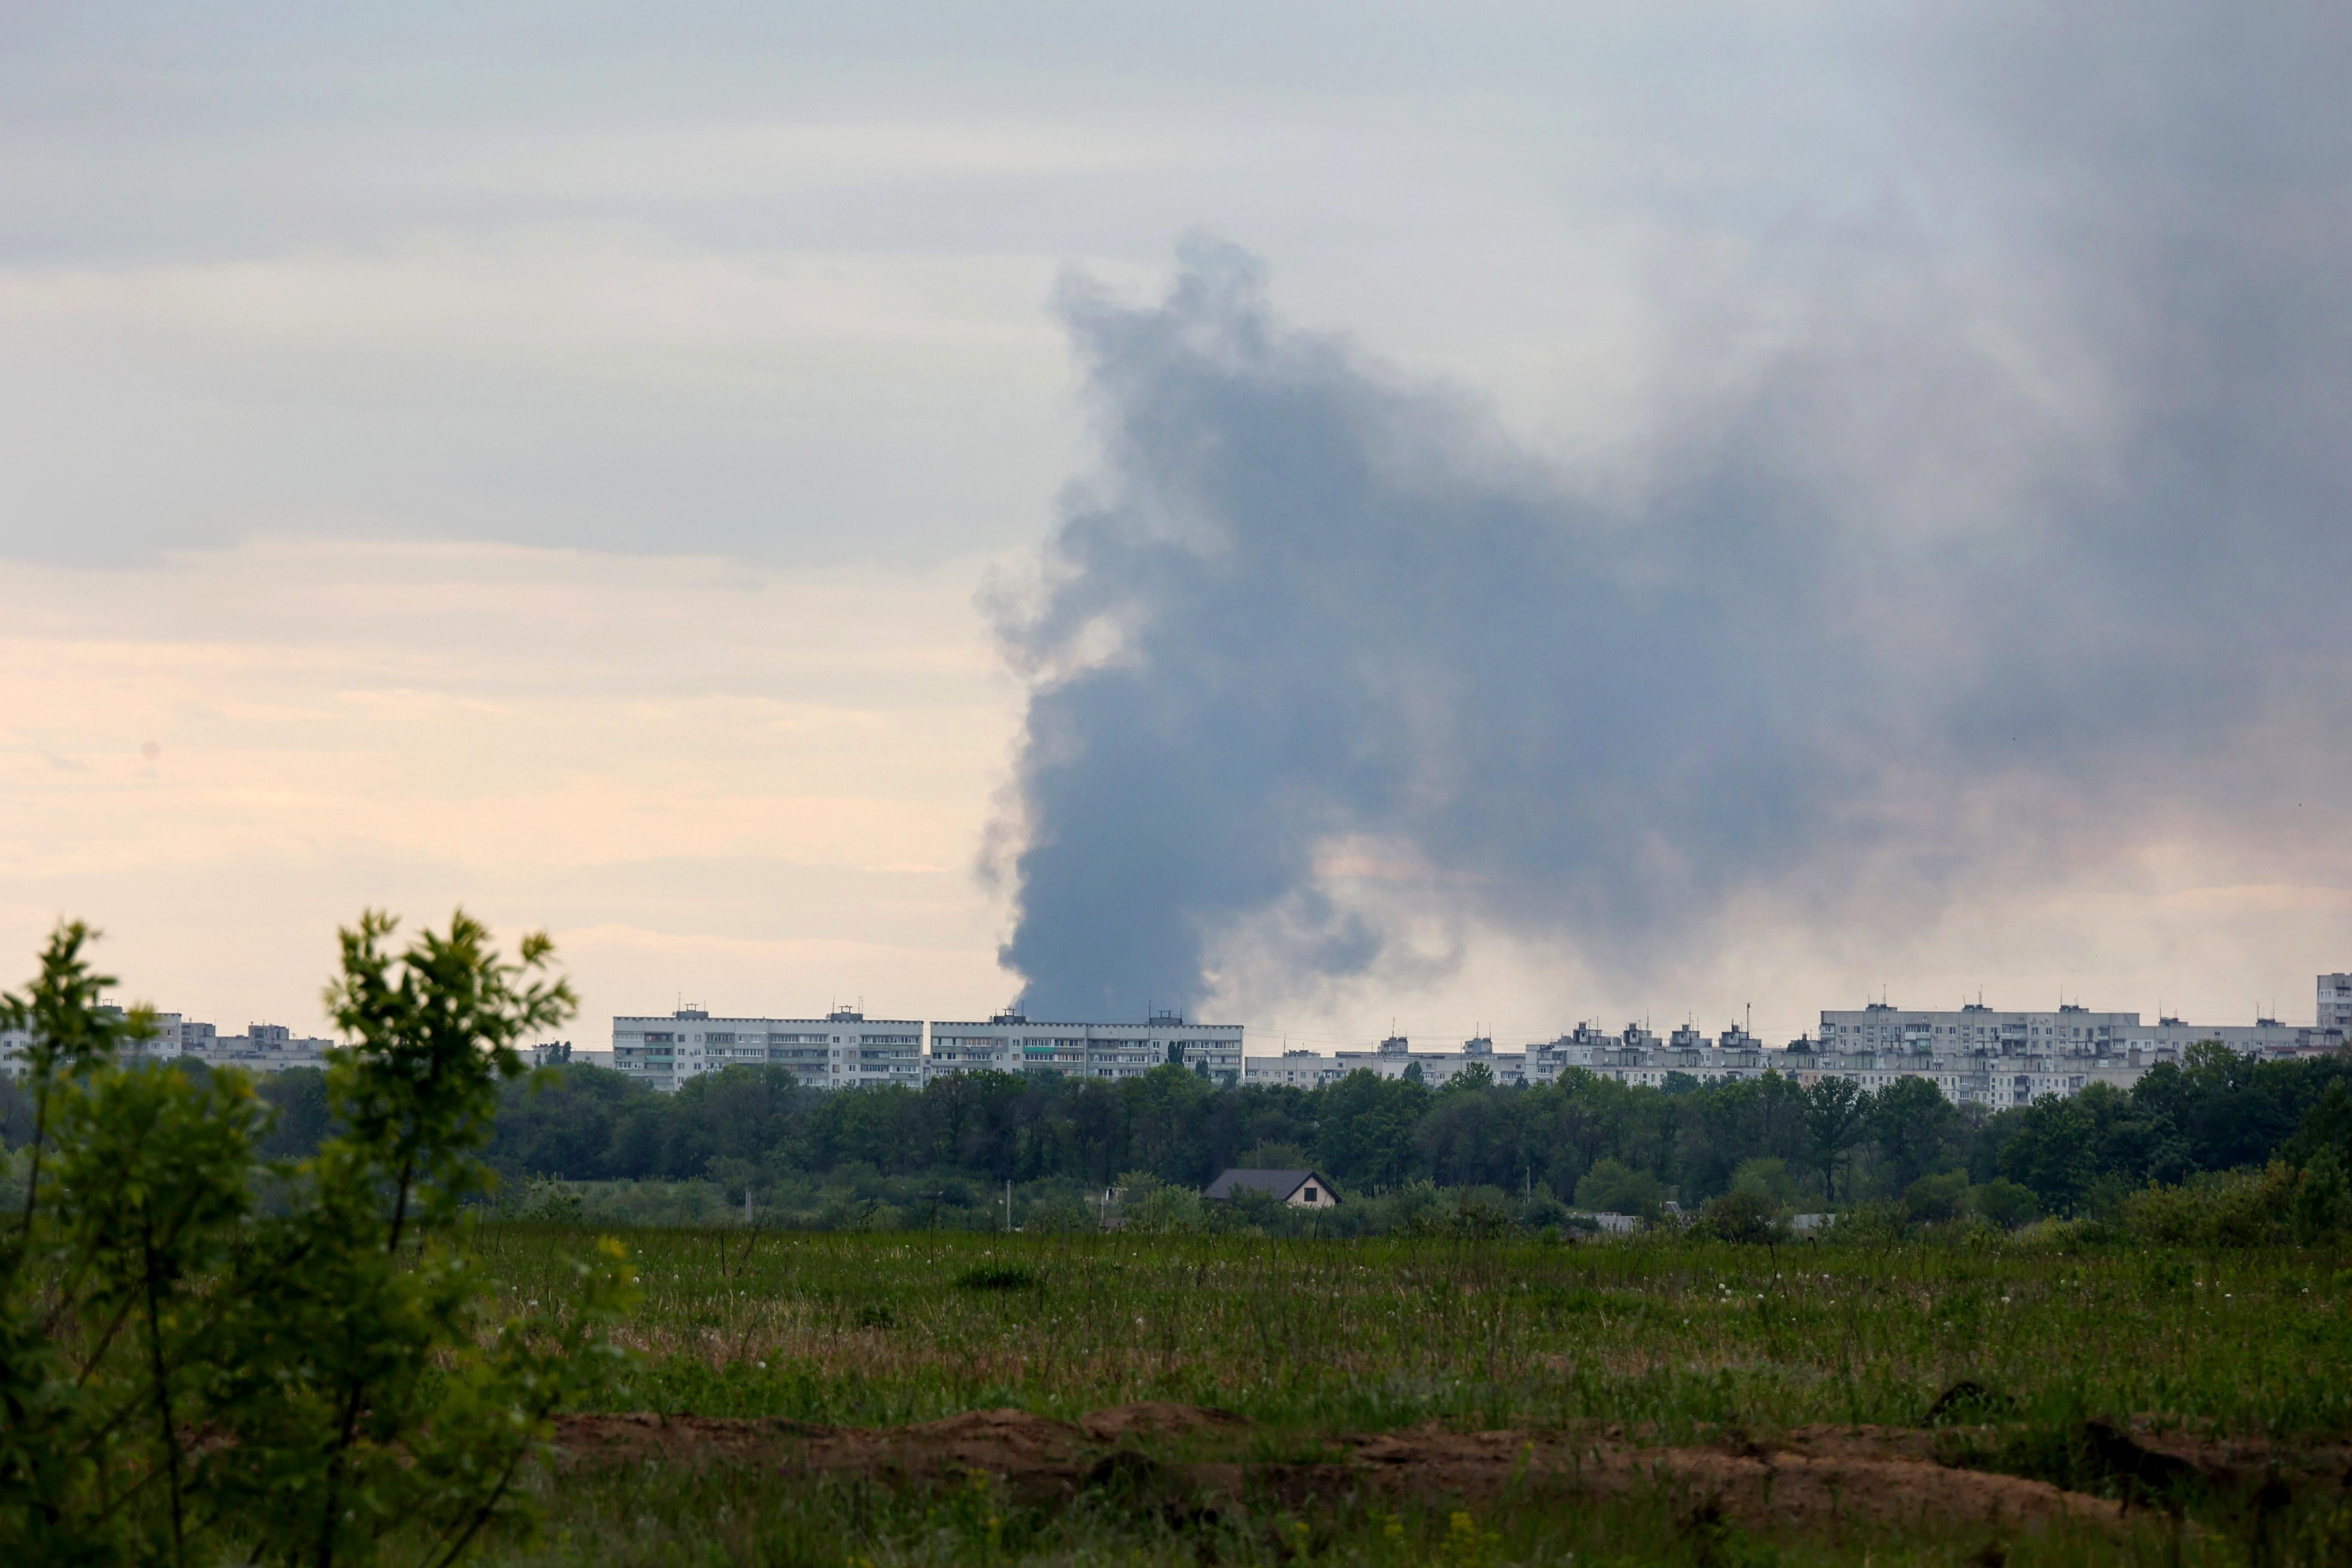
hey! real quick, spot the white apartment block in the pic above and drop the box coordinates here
[1526,1022,1773,1088]
[2321,974,2352,1033]
[1,1010,336,1078]
[1244,1049,1357,1089]
[927,1010,1243,1085]
[1261,1034,1534,1089]
[1798,998,2346,1107]
[609,1009,921,1092]
[1246,1023,1774,1092]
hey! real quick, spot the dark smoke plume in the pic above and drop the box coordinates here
[993,8,2352,1020]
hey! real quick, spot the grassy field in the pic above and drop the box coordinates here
[463,1227,2352,1568]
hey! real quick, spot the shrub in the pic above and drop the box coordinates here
[956,1264,1038,1291]
[1698,1190,1786,1244]
[1126,1184,1203,1234]
[1727,1156,1807,1210]
[2120,1162,2299,1247]
[1903,1170,1972,1224]
[1574,1158,1666,1219]
[1967,1177,2040,1231]
[0,914,636,1567]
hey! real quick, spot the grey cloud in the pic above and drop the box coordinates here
[994,6,2352,1017]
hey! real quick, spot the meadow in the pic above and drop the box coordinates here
[468,1226,2352,1568]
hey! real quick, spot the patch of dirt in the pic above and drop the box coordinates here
[551,1405,2177,1536]
[2082,1424,2352,1489]
[1078,1401,1246,1442]
[1320,1425,2125,1534]
[555,1412,829,1465]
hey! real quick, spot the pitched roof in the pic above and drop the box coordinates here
[1203,1168,1333,1201]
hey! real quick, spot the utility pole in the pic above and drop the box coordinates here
[1004,1178,1012,1233]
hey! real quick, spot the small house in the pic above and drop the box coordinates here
[1203,1168,1338,1207]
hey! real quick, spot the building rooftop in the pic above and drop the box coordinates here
[1204,1168,1332,1201]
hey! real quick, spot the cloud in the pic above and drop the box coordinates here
[992,6,2352,1020]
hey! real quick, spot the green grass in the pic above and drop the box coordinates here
[479,1225,2352,1439]
[453,1227,2352,1567]
[475,1461,2202,1568]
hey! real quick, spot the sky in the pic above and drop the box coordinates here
[3,3,2348,1049]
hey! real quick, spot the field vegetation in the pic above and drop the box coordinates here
[9,919,2352,1566]
[477,1223,2352,1567]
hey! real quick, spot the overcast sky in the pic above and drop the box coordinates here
[4,3,2346,1048]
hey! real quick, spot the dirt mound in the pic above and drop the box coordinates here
[556,1412,828,1465]
[548,1405,2139,1537]
[1079,1402,1247,1442]
[1298,1425,2124,1534]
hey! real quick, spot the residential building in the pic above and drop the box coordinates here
[1331,1033,1533,1087]
[177,1022,337,1072]
[1528,1022,1770,1088]
[609,1008,922,1092]
[1800,998,2345,1106]
[1243,1048,1354,1089]
[1,1010,336,1077]
[926,1009,1243,1086]
[1204,1168,1338,1207]
[2319,973,2352,1033]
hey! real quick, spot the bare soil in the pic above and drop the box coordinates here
[548,1403,2276,1538]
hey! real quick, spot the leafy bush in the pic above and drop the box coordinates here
[1903,1170,1972,1224]
[1697,1190,1785,1244]
[955,1264,1038,1291]
[1574,1158,1665,1219]
[0,915,635,1567]
[1967,1177,2040,1231]
[1125,1184,1204,1234]
[2120,1162,2301,1246]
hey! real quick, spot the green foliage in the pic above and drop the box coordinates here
[84,993,2351,1235]
[954,1264,1038,1291]
[0,915,637,1567]
[2119,1161,2311,1247]
[1968,1177,2040,1231]
[1903,1170,1972,1224]
[1697,1189,1785,1243]
[1125,1183,1204,1234]
[1726,1155,1807,1209]
[1573,1156,1665,1217]
[1867,1076,1959,1191]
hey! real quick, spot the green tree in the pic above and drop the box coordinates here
[1573,1156,1665,1217]
[1967,1177,2040,1230]
[1698,1190,1785,1244]
[0,914,636,1567]
[1802,1077,1868,1203]
[1996,1095,2101,1215]
[1315,1070,1430,1190]
[1868,1077,1958,1193]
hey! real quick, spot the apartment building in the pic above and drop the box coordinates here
[1801,999,2345,1106]
[927,1010,1243,1085]
[2318,973,2352,1033]
[0,1010,336,1077]
[1244,1034,1525,1089]
[1245,1022,1774,1093]
[1525,1022,1773,1088]
[609,1008,922,1092]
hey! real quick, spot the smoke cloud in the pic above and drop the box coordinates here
[993,7,2352,1021]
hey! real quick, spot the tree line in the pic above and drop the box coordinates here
[13,1038,2348,1225]
[453,1043,2352,1221]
